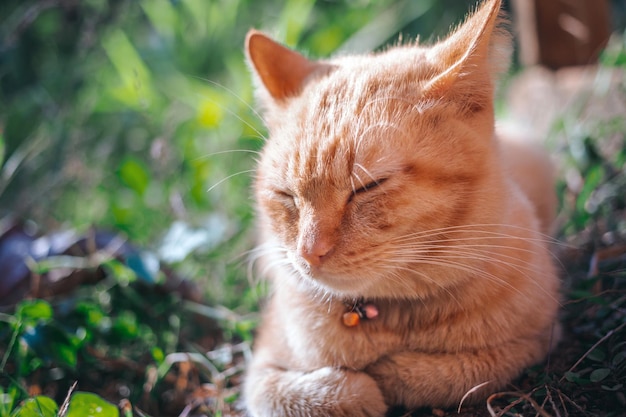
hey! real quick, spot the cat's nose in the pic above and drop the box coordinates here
[299,238,333,267]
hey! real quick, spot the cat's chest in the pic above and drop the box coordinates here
[275,290,444,369]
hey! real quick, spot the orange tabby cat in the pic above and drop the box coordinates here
[243,0,561,415]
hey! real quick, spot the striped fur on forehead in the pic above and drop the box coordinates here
[284,75,432,184]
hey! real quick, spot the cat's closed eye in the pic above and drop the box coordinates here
[350,178,388,203]
[274,189,298,206]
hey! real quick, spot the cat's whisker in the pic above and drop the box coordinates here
[313,287,339,307]
[427,248,551,282]
[391,228,569,269]
[379,267,425,296]
[243,242,291,283]
[353,163,378,185]
[363,242,465,300]
[429,255,534,300]
[206,169,256,194]
[392,232,568,267]
[391,223,568,247]
[387,247,561,305]
[378,270,452,322]
[350,176,357,195]
[355,121,402,144]
[393,231,553,246]
[352,171,368,190]
[351,112,376,161]
[389,255,529,303]
[193,148,262,162]
[394,237,542,260]
[244,243,287,265]
[192,76,268,127]
[257,258,292,280]
[343,237,535,297]
[385,243,520,277]
[382,264,466,309]
[390,242,541,274]
[351,121,409,163]
[247,244,288,260]
[393,241,550,264]
[194,92,268,141]
[362,96,417,111]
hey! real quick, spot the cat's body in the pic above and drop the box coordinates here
[243,0,560,415]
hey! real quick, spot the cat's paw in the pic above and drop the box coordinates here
[245,366,387,417]
[332,368,387,417]
[365,355,404,405]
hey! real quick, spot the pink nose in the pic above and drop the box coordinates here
[300,238,333,267]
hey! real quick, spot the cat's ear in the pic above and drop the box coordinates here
[245,30,328,102]
[423,0,510,114]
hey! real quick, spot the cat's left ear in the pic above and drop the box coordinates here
[245,30,330,103]
[424,0,511,114]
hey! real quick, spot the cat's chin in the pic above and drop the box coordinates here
[295,264,448,301]
[304,278,374,300]
[292,263,382,299]
[287,252,429,300]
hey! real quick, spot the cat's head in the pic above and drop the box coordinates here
[246,0,512,299]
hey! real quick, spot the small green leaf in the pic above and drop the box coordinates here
[564,371,576,381]
[151,346,165,364]
[118,157,150,196]
[21,324,78,369]
[223,392,239,404]
[234,319,256,342]
[17,300,53,324]
[587,348,606,362]
[601,383,624,391]
[590,368,611,382]
[103,259,137,286]
[564,371,586,384]
[612,351,626,366]
[75,302,106,328]
[111,312,139,340]
[11,396,58,417]
[53,340,78,369]
[0,385,19,415]
[66,392,119,417]
[577,164,605,214]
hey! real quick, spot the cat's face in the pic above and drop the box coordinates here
[247,1,510,298]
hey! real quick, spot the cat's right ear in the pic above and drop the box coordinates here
[245,30,327,102]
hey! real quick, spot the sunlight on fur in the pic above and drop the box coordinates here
[242,0,561,415]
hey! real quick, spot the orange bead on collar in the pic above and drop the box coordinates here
[342,299,378,327]
[342,311,361,327]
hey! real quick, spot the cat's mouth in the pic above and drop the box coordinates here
[290,254,375,297]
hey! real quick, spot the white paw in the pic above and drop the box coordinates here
[245,367,387,417]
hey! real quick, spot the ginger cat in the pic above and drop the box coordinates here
[243,0,561,415]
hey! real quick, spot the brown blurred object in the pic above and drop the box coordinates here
[513,0,612,69]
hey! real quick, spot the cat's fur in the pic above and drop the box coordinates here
[243,0,561,415]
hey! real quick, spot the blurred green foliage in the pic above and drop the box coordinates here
[7,391,120,417]
[553,32,626,240]
[0,0,475,305]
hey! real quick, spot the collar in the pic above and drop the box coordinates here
[342,298,379,327]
